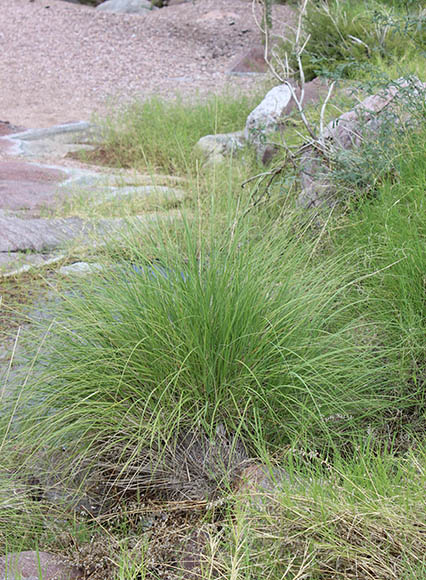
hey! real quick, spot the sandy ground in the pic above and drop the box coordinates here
[0,0,293,128]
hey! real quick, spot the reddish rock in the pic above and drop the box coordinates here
[298,77,426,208]
[0,162,64,184]
[234,463,289,495]
[0,138,14,155]
[0,161,66,211]
[179,530,210,579]
[0,551,83,580]
[0,121,22,136]
[229,45,267,74]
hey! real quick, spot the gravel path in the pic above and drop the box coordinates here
[0,0,292,128]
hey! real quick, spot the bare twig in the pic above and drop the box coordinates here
[243,0,338,214]
[319,80,336,139]
[252,0,285,83]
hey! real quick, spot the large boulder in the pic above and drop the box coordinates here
[96,0,155,13]
[298,77,426,208]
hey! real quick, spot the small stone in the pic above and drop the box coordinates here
[194,131,245,164]
[59,262,103,276]
[96,0,155,13]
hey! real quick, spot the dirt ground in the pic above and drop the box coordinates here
[0,0,293,127]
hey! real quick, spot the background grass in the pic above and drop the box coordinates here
[89,92,264,175]
[276,0,425,80]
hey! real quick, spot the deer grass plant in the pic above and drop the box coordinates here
[12,189,412,503]
[1,34,425,576]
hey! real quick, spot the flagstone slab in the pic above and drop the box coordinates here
[6,121,98,158]
[0,253,63,276]
[0,212,181,253]
[0,161,67,210]
[0,215,124,253]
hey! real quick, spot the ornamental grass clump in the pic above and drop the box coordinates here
[16,208,401,500]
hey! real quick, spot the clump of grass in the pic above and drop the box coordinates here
[14,197,409,508]
[89,92,262,175]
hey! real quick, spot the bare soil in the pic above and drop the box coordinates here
[0,0,292,128]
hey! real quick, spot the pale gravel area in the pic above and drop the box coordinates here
[0,0,293,129]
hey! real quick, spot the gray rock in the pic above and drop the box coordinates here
[9,122,92,143]
[0,551,82,580]
[59,262,104,276]
[0,216,91,252]
[56,167,185,194]
[0,216,123,252]
[245,79,329,163]
[96,0,155,13]
[0,211,184,253]
[0,253,64,277]
[8,122,98,159]
[194,131,245,164]
[244,84,292,148]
